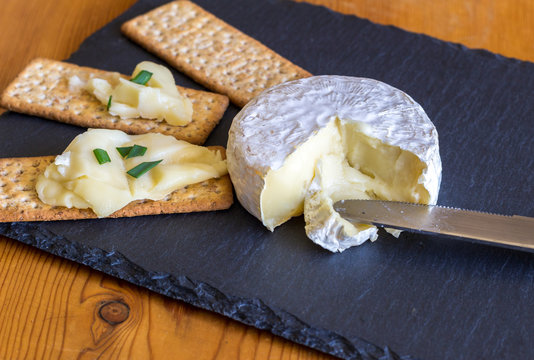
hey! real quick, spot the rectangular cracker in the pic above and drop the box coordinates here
[0,147,233,222]
[121,0,312,107]
[0,58,229,145]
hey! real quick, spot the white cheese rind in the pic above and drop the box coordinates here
[227,76,441,249]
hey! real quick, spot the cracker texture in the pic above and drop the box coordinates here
[0,147,233,222]
[121,0,312,107]
[0,58,229,145]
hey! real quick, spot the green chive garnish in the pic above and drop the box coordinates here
[126,144,147,158]
[116,146,132,158]
[106,95,112,111]
[127,160,162,178]
[93,148,111,164]
[116,144,147,158]
[130,70,153,85]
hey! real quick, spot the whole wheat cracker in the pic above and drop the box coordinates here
[121,0,312,107]
[0,58,229,145]
[0,146,233,222]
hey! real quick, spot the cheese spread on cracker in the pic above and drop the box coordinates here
[36,129,227,217]
[84,61,193,126]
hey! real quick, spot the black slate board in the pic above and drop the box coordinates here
[1,0,534,359]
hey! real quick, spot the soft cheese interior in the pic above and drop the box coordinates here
[261,117,429,252]
[36,129,227,217]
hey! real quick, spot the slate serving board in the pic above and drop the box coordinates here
[1,0,533,359]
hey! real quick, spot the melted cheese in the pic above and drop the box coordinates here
[84,61,193,126]
[36,129,227,217]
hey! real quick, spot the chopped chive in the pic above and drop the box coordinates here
[130,70,153,85]
[116,146,133,158]
[125,144,147,158]
[106,95,112,111]
[116,144,148,158]
[93,148,111,164]
[127,160,162,178]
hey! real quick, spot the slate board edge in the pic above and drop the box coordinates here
[0,222,416,360]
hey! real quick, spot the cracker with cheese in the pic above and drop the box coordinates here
[0,58,229,145]
[0,129,233,222]
[121,0,311,107]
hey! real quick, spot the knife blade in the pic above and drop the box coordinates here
[333,200,534,251]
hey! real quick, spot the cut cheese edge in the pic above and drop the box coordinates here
[227,75,441,252]
[303,119,429,251]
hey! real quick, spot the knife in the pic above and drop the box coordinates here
[333,200,534,251]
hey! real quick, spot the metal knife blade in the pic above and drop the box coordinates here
[333,200,534,251]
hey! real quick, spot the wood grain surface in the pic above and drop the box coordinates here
[0,0,532,359]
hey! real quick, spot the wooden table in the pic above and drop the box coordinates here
[0,0,532,358]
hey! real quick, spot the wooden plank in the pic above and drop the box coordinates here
[0,237,334,359]
[295,0,534,62]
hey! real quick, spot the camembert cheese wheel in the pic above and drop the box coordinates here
[227,76,441,252]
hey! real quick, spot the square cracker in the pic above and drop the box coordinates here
[0,147,233,222]
[121,0,312,107]
[0,58,229,145]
